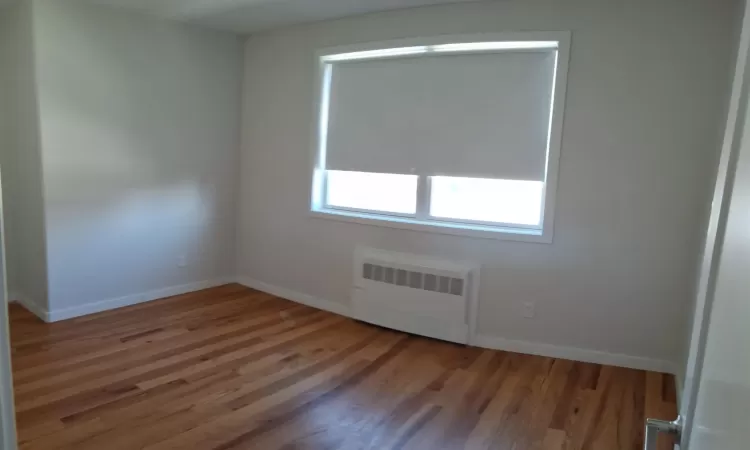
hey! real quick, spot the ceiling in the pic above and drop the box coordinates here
[87,0,484,34]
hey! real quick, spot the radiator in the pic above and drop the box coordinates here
[351,247,478,344]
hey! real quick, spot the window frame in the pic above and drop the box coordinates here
[309,32,571,243]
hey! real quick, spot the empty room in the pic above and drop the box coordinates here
[0,0,748,449]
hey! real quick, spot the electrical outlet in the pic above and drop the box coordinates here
[522,301,536,318]
[177,255,188,268]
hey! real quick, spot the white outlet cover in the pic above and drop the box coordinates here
[522,301,536,318]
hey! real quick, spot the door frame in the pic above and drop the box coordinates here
[0,296,17,450]
[679,1,750,447]
[0,173,17,449]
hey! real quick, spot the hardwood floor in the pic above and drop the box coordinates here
[9,284,677,450]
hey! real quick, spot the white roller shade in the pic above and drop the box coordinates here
[325,50,557,181]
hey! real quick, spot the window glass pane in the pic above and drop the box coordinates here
[326,170,418,215]
[430,177,544,226]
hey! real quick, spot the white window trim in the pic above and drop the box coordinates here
[308,32,571,244]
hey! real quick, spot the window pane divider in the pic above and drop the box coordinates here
[415,175,431,221]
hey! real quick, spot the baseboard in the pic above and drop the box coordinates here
[473,334,677,373]
[44,277,233,322]
[14,294,49,322]
[234,276,676,374]
[235,276,351,317]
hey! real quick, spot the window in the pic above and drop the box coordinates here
[325,171,418,215]
[429,177,544,227]
[310,33,570,242]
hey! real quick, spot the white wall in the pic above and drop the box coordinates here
[31,0,243,314]
[237,0,738,370]
[0,0,49,309]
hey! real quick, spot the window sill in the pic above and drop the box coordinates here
[309,208,553,243]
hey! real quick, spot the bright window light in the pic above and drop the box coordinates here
[321,41,559,62]
[322,42,558,63]
[431,41,558,53]
[322,46,429,62]
[326,171,418,215]
[430,177,544,227]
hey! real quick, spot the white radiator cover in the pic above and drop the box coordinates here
[352,247,479,344]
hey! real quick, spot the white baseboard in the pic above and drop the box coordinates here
[14,294,48,322]
[35,278,233,323]
[473,334,677,374]
[235,276,351,317]
[234,276,676,374]
[18,273,678,374]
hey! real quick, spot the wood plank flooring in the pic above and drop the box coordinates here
[9,284,677,450]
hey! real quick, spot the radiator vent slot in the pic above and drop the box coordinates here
[362,263,464,296]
